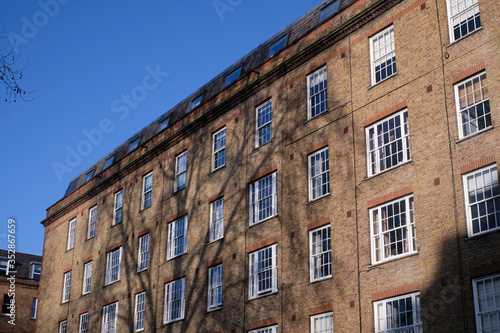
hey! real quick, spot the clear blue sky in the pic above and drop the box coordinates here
[0,0,319,254]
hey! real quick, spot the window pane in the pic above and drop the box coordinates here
[269,35,287,57]
[224,67,241,87]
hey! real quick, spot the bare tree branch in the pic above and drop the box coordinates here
[1,20,34,102]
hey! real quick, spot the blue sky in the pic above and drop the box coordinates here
[0,0,318,254]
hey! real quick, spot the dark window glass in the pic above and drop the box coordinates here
[127,138,140,153]
[157,117,171,133]
[189,94,203,111]
[318,0,340,23]
[83,170,94,183]
[269,35,288,57]
[104,155,115,170]
[224,67,241,87]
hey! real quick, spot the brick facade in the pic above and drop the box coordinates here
[38,0,499,332]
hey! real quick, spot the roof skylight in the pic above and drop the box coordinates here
[224,67,242,87]
[269,35,288,57]
[127,138,140,153]
[318,0,340,24]
[157,117,171,133]
[83,170,94,183]
[189,94,203,111]
[104,155,115,170]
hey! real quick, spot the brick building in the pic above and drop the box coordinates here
[38,0,499,332]
[0,250,41,333]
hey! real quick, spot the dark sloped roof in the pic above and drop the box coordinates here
[0,249,42,281]
[64,0,349,197]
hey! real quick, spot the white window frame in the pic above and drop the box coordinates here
[138,234,149,272]
[311,312,334,333]
[208,264,223,311]
[29,262,41,280]
[370,195,416,264]
[308,147,330,201]
[249,172,278,226]
[59,320,68,333]
[472,274,500,332]
[370,25,397,85]
[212,127,226,171]
[164,278,185,324]
[67,218,76,250]
[141,172,153,209]
[83,261,92,295]
[249,325,278,333]
[30,297,38,319]
[175,152,187,192]
[88,205,97,239]
[113,190,123,225]
[256,100,272,147]
[309,225,332,282]
[79,312,89,333]
[249,244,278,300]
[454,72,490,139]
[446,0,481,42]
[210,198,224,242]
[463,164,500,236]
[366,109,410,177]
[134,291,146,332]
[307,66,328,119]
[105,247,122,285]
[167,216,188,260]
[374,292,422,333]
[102,302,118,333]
[62,271,71,303]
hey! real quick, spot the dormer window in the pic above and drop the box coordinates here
[269,35,288,57]
[30,263,41,280]
[224,67,241,87]
[127,137,140,153]
[157,117,171,133]
[189,94,203,111]
[318,0,340,24]
[103,155,115,170]
[83,170,94,183]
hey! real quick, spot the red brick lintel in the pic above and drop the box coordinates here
[63,266,72,273]
[470,263,500,279]
[307,217,331,231]
[164,271,186,284]
[460,155,496,175]
[83,256,93,264]
[137,228,150,238]
[79,308,89,314]
[363,101,407,127]
[372,283,420,302]
[452,62,486,85]
[207,257,223,268]
[165,210,189,224]
[309,303,334,316]
[102,297,119,307]
[245,317,279,331]
[368,186,413,209]
[58,315,68,322]
[208,192,224,203]
[248,164,278,183]
[247,237,278,253]
[134,287,147,295]
[105,241,122,253]
[306,140,329,155]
